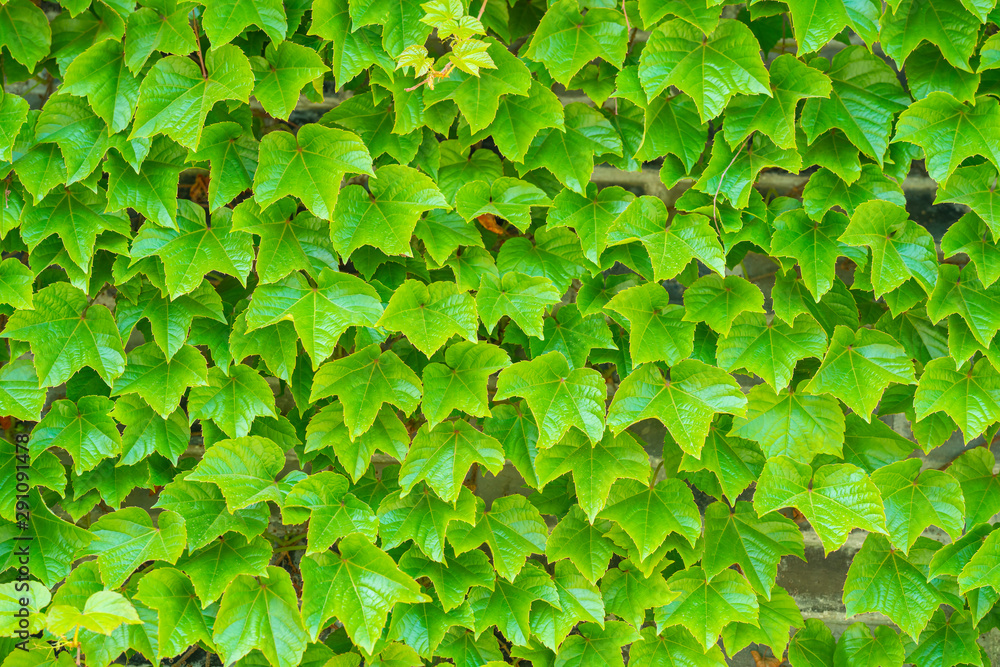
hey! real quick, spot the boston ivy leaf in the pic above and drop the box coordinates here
[833,623,905,667]
[309,0,392,86]
[870,458,964,554]
[546,505,615,585]
[397,545,493,614]
[202,0,286,46]
[935,163,1000,239]
[213,566,308,667]
[880,0,979,72]
[530,304,616,370]
[598,478,701,561]
[941,212,1000,288]
[111,342,208,417]
[175,534,272,604]
[655,567,759,650]
[927,263,1000,348]
[607,197,726,280]
[800,46,910,162]
[722,586,803,658]
[476,271,561,338]
[725,54,832,149]
[703,501,805,599]
[282,471,378,554]
[306,403,409,483]
[604,282,695,366]
[245,268,382,366]
[0,357,46,421]
[387,596,475,659]
[253,125,373,221]
[550,621,637,667]
[839,200,938,297]
[60,38,140,133]
[906,609,982,667]
[251,41,326,120]
[310,345,423,439]
[802,163,907,221]
[788,618,836,667]
[913,356,1000,443]
[528,561,608,651]
[231,198,336,283]
[378,485,476,562]
[124,0,197,72]
[717,312,828,391]
[154,472,269,553]
[682,274,764,335]
[188,122,259,211]
[349,0,430,58]
[106,135,187,229]
[494,351,606,449]
[495,225,587,294]
[694,133,803,209]
[377,279,478,356]
[134,568,214,661]
[630,625,728,667]
[83,507,186,588]
[421,342,510,427]
[639,19,771,122]
[186,435,285,510]
[894,93,1000,184]
[465,79,564,163]
[607,359,747,457]
[131,44,254,149]
[519,103,623,195]
[448,494,548,582]
[454,177,550,233]
[399,420,504,503]
[130,202,253,298]
[46,591,141,639]
[187,365,276,438]
[755,456,887,554]
[782,0,879,55]
[678,415,765,502]
[599,560,677,630]
[950,448,1000,529]
[546,185,633,265]
[0,0,51,70]
[635,92,708,168]
[30,396,121,475]
[843,533,942,640]
[466,560,558,647]
[524,0,627,85]
[535,429,648,522]
[770,208,850,301]
[804,326,916,421]
[331,164,449,257]
[0,256,32,310]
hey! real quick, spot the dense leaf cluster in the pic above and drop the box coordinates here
[2,0,1000,665]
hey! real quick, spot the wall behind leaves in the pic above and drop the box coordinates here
[0,0,999,665]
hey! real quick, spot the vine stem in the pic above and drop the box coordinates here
[476,0,488,21]
[711,132,752,239]
[192,18,208,79]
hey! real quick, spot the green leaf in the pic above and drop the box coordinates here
[599,560,677,630]
[529,561,608,651]
[894,93,1000,184]
[958,528,1000,594]
[839,412,914,474]
[546,505,615,585]
[188,123,259,211]
[475,271,561,339]
[789,619,836,667]
[607,359,747,457]
[378,485,476,562]
[678,415,766,502]
[935,163,1000,239]
[520,102,623,195]
[202,0,286,45]
[804,326,915,421]
[871,458,964,554]
[420,341,510,427]
[47,591,141,637]
[300,534,429,650]
[724,54,832,149]
[800,46,910,162]
[0,0,51,70]
[131,44,254,149]
[187,365,277,438]
[253,124,373,221]
[839,200,939,297]
[186,436,285,511]
[494,351,606,449]
[834,623,905,667]
[639,19,770,122]
[722,586,803,658]
[703,501,805,599]
[332,164,449,257]
[551,621,637,667]
[106,136,187,229]
[782,0,879,55]
[377,279,478,356]
[608,197,726,280]
[448,494,548,582]
[110,342,207,417]
[213,566,309,667]
[310,345,423,439]
[629,625,728,667]
[770,208,850,301]
[941,212,1000,288]
[30,396,121,475]
[454,177,550,233]
[535,429,649,522]
[906,609,982,667]
[927,263,1000,348]
[465,560,558,647]
[682,274,764,336]
[694,133,803,209]
[387,596,474,659]
[598,478,701,561]
[310,0,392,86]
[84,507,186,588]
[880,0,979,72]
[464,79,564,163]
[530,304,617,370]
[0,357,45,421]
[245,268,383,366]
[755,456,886,554]
[154,472,270,553]
[495,226,587,294]
[950,448,1000,529]
[802,164,907,221]
[305,403,409,483]
[134,568,214,661]
[283,471,378,553]
[175,534,272,604]
[604,282,695,365]
[524,0,627,85]
[914,356,1000,443]
[635,92,708,168]
[61,38,140,133]
[655,567,759,650]
[717,312,827,391]
[251,41,326,120]
[399,420,504,502]
[124,0,197,72]
[843,533,942,640]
